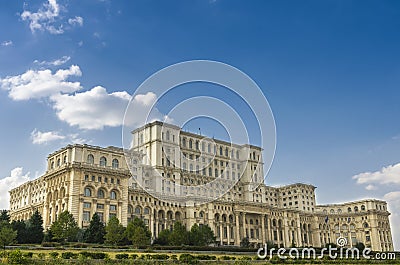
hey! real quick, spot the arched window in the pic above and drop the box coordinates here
[97,189,105,199]
[354,206,359,212]
[57,159,60,167]
[219,146,223,155]
[215,168,218,177]
[182,138,186,147]
[361,205,366,211]
[182,162,187,171]
[236,150,240,159]
[166,130,170,141]
[364,222,369,228]
[63,156,67,164]
[208,167,212,176]
[84,187,92,197]
[110,191,117,200]
[189,164,193,172]
[144,208,150,215]
[225,148,228,157]
[330,209,335,214]
[135,207,141,214]
[208,144,211,153]
[347,207,352,213]
[195,141,199,150]
[100,156,107,167]
[112,159,119,169]
[87,154,94,165]
[189,139,193,149]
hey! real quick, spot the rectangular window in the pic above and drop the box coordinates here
[97,204,104,209]
[83,202,91,208]
[91,175,95,181]
[83,211,90,221]
[97,212,104,222]
[110,205,117,211]
[84,175,89,181]
[98,176,102,182]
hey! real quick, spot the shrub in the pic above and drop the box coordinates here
[151,254,169,260]
[37,253,46,259]
[49,252,59,259]
[8,250,27,264]
[170,254,178,260]
[80,251,108,259]
[196,254,216,260]
[179,253,198,264]
[22,252,33,258]
[62,251,78,259]
[130,254,138,259]
[115,253,129,259]
[220,255,236,260]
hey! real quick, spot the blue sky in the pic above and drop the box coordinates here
[1,0,400,249]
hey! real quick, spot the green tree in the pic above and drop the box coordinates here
[0,225,17,250]
[11,220,28,244]
[125,217,151,247]
[26,210,44,243]
[189,224,216,246]
[155,229,171,245]
[84,213,105,243]
[105,216,126,245]
[50,211,79,243]
[355,242,366,251]
[240,237,250,248]
[0,210,10,223]
[169,222,189,246]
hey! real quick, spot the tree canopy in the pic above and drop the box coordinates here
[105,216,126,245]
[125,217,151,247]
[50,211,79,242]
[84,213,105,244]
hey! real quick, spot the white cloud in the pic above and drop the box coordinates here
[21,0,83,34]
[34,55,71,66]
[30,129,88,145]
[352,162,400,187]
[1,40,13,47]
[0,65,82,101]
[31,129,65,144]
[383,191,400,250]
[21,0,63,34]
[51,86,133,130]
[68,16,83,27]
[365,184,377,191]
[0,168,31,210]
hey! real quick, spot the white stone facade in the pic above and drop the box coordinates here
[9,121,393,251]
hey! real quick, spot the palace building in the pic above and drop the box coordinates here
[9,121,394,251]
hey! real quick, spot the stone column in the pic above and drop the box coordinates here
[235,214,240,246]
[219,224,223,245]
[243,213,247,238]
[261,215,266,243]
[227,224,231,245]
